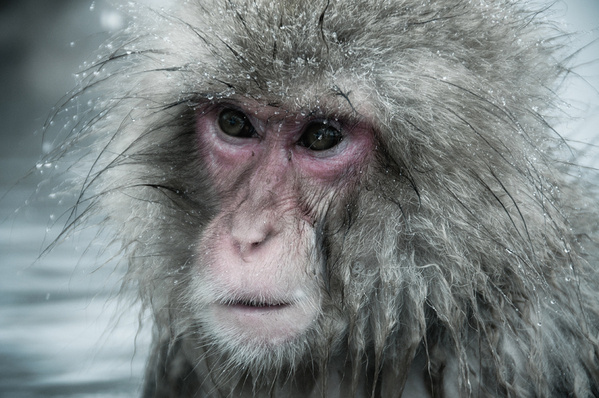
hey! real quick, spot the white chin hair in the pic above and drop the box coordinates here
[198,300,321,370]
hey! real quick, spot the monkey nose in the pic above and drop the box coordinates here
[230,218,276,258]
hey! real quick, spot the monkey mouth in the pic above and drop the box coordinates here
[209,294,315,345]
[223,298,292,310]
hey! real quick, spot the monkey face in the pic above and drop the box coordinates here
[188,99,373,352]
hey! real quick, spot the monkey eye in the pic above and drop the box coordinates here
[299,122,343,151]
[217,108,257,138]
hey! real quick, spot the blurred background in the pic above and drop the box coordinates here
[0,0,598,397]
[1,2,149,397]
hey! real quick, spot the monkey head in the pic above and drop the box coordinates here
[50,0,599,396]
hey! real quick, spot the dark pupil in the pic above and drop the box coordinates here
[218,109,254,137]
[301,123,343,151]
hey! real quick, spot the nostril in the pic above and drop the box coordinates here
[250,227,273,246]
[241,229,272,252]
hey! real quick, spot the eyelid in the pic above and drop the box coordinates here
[305,116,342,131]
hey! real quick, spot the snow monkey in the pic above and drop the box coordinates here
[49,0,599,396]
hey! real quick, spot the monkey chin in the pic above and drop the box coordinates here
[194,264,322,351]
[188,295,321,374]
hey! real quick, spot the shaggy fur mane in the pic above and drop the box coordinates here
[46,0,598,396]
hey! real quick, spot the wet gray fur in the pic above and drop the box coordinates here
[47,0,599,396]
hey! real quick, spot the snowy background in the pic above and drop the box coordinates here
[0,0,597,397]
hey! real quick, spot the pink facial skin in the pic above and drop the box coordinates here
[195,99,373,346]
[198,101,373,187]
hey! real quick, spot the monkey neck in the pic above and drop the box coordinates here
[144,334,434,397]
